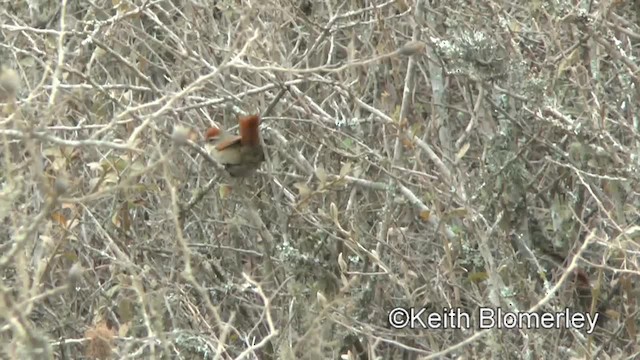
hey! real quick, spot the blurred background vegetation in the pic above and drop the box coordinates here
[1,0,639,359]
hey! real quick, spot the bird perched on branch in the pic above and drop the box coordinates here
[204,114,265,177]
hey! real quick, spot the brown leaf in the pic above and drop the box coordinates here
[219,184,233,198]
[419,210,431,221]
[85,321,115,359]
[51,212,67,227]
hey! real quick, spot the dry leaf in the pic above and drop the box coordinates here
[51,212,67,227]
[419,210,431,221]
[455,142,470,162]
[293,182,311,198]
[468,272,489,283]
[85,321,115,359]
[317,291,328,308]
[315,166,327,184]
[401,136,414,150]
[118,322,130,337]
[329,202,339,221]
[339,162,352,177]
[219,184,233,198]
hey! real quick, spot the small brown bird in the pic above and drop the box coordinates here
[204,114,265,177]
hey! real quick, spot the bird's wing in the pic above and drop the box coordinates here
[215,135,242,151]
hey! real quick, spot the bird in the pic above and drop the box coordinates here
[204,114,265,177]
